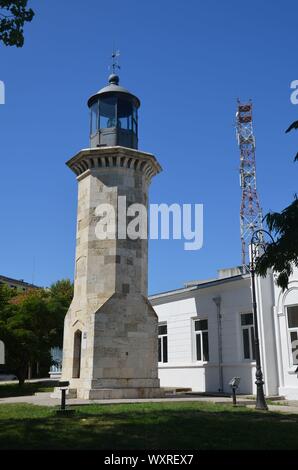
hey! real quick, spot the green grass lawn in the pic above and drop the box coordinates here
[0,401,297,450]
[0,381,56,398]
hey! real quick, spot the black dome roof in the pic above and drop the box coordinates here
[87,74,140,108]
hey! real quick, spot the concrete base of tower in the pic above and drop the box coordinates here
[51,386,164,400]
[79,387,164,400]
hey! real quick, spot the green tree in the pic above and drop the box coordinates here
[0,283,14,304]
[0,0,34,47]
[0,289,52,385]
[0,280,73,386]
[47,279,73,347]
[256,122,298,289]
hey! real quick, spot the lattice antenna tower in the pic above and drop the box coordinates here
[236,100,263,270]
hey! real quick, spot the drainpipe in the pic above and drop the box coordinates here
[213,296,223,393]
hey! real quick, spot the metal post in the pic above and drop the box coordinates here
[56,380,72,416]
[61,388,66,411]
[229,377,240,405]
[250,241,268,411]
[232,387,237,406]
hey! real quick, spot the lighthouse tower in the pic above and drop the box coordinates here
[59,71,162,399]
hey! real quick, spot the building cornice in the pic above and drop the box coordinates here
[66,146,162,184]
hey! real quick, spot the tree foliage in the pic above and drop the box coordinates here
[0,279,73,385]
[47,279,74,347]
[256,122,298,289]
[0,0,34,47]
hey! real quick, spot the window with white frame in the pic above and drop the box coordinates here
[158,323,168,363]
[287,305,298,366]
[241,313,255,360]
[194,319,209,361]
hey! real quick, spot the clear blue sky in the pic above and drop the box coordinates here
[1,0,297,294]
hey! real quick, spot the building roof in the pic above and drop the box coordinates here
[87,74,140,108]
[149,270,250,301]
[0,275,39,289]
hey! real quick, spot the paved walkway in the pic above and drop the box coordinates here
[1,392,298,414]
[0,393,236,407]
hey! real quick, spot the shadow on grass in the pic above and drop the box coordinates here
[0,402,298,450]
[0,381,58,398]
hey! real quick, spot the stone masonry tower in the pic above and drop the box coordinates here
[59,72,162,399]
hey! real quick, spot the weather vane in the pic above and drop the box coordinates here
[110,49,121,74]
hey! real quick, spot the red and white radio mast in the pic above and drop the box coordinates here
[236,100,263,270]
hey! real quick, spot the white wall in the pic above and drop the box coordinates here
[152,276,259,395]
[274,268,298,399]
[256,273,279,396]
[152,269,298,399]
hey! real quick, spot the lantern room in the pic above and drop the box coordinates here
[87,74,140,150]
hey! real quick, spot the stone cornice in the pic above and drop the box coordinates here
[66,146,162,183]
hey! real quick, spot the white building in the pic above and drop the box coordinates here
[150,266,298,399]
[50,266,298,399]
